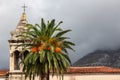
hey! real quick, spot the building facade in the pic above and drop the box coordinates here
[1,66,120,80]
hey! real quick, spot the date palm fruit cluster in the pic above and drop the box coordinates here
[31,38,63,53]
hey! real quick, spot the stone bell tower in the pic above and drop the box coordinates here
[8,5,28,80]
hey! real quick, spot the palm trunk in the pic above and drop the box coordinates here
[41,71,50,80]
[41,74,48,80]
[41,75,47,80]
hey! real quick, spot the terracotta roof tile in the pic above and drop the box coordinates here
[0,70,9,76]
[67,66,120,73]
[0,66,120,75]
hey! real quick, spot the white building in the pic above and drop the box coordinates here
[1,66,120,80]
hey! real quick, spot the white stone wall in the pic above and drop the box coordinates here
[0,78,6,80]
[50,74,120,80]
[0,77,8,80]
[8,73,120,80]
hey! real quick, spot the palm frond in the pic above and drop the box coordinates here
[55,30,71,37]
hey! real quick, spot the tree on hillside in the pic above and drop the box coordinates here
[18,18,75,80]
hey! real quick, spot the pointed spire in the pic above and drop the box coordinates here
[21,12,27,21]
[17,4,28,26]
[21,4,27,21]
[10,5,28,40]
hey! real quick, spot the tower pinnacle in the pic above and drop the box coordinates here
[20,4,27,21]
[10,5,28,40]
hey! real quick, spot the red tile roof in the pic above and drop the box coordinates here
[0,70,8,76]
[0,66,120,76]
[67,66,120,73]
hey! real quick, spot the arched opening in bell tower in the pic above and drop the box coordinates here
[23,50,29,59]
[13,50,20,70]
[13,50,29,70]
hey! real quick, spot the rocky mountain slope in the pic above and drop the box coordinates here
[73,49,120,68]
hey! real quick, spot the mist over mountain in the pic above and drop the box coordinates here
[73,48,120,68]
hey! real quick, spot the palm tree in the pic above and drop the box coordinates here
[18,18,75,80]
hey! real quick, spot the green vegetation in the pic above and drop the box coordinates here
[18,18,75,80]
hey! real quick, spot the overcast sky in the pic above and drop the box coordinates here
[1,0,120,69]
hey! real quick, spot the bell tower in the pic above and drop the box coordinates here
[8,5,28,80]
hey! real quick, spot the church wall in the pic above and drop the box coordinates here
[8,73,120,80]
[0,76,8,80]
[0,79,6,80]
[50,73,120,80]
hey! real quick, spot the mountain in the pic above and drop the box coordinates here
[73,49,120,68]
